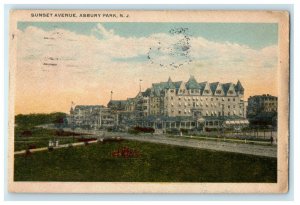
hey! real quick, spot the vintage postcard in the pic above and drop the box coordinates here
[8,10,289,193]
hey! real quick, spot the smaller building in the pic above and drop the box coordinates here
[247,94,277,117]
[247,94,278,127]
[68,105,118,130]
[107,100,127,111]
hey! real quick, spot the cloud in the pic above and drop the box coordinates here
[15,23,278,114]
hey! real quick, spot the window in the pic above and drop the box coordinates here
[228,105,230,109]
[228,98,230,101]
[228,112,231,116]
[228,91,233,94]
[178,110,181,114]
[216,90,221,94]
[233,98,236,102]
[211,98,213,101]
[205,90,209,94]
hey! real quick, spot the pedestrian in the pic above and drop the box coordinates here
[270,136,274,144]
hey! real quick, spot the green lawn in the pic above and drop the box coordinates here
[14,127,75,151]
[14,140,277,182]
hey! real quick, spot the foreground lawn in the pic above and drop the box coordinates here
[14,127,90,151]
[14,140,277,182]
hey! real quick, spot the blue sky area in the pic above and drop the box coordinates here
[18,22,278,49]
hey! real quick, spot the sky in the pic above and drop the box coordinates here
[15,22,278,114]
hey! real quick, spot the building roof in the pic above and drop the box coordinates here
[107,100,127,108]
[209,82,219,93]
[148,77,244,96]
[74,105,104,110]
[141,88,151,97]
[248,94,277,99]
[186,75,199,89]
[235,80,244,92]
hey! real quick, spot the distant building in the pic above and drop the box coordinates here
[247,94,278,127]
[68,105,118,129]
[247,94,278,117]
[120,76,246,118]
[106,76,249,131]
[68,76,250,132]
[107,100,127,111]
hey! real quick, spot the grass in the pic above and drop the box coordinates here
[14,140,277,182]
[14,127,75,151]
[177,135,274,146]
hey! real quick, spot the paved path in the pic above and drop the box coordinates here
[110,133,277,158]
[23,126,277,158]
[65,128,277,158]
[14,140,98,155]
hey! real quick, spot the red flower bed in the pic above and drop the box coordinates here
[111,146,141,158]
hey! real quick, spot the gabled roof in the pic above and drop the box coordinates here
[222,83,232,94]
[209,82,219,93]
[166,77,176,89]
[141,88,151,97]
[174,81,182,90]
[235,80,244,92]
[186,75,199,89]
[148,77,242,97]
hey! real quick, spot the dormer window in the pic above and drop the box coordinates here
[216,90,221,94]
[205,90,209,94]
[228,91,233,94]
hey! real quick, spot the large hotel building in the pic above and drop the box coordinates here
[140,76,245,118]
[69,76,249,131]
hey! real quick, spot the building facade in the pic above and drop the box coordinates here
[68,105,118,129]
[247,94,278,117]
[106,76,248,131]
[132,76,246,118]
[246,94,277,127]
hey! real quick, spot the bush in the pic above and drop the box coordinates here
[20,130,32,137]
[77,138,97,143]
[128,126,155,135]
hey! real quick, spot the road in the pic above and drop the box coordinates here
[32,125,277,158]
[60,128,277,158]
[112,133,276,158]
